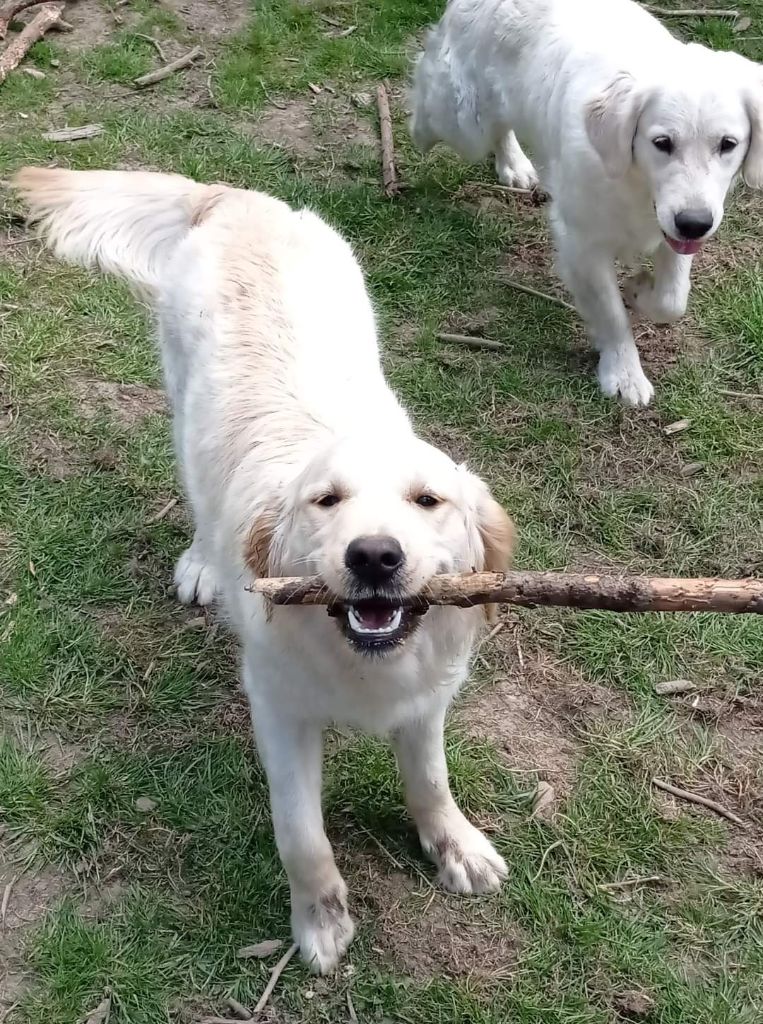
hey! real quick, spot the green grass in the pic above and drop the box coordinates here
[1,0,762,1021]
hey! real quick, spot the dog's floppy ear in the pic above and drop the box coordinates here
[465,473,516,623]
[585,72,647,177]
[244,502,283,579]
[744,76,763,190]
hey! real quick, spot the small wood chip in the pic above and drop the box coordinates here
[654,679,695,696]
[237,938,284,959]
[351,91,372,108]
[529,780,555,820]
[680,461,704,477]
[43,123,103,142]
[225,996,252,1020]
[134,796,157,813]
[662,417,690,436]
[733,14,752,31]
[307,81,322,94]
[22,65,45,78]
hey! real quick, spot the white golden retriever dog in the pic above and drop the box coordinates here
[14,167,515,972]
[410,0,763,405]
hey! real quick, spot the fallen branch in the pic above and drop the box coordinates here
[502,277,576,312]
[437,331,503,351]
[252,942,298,1015]
[643,6,738,17]
[225,996,252,1020]
[0,0,51,39]
[251,570,763,615]
[376,80,399,197]
[0,2,63,85]
[43,123,103,142]
[719,388,763,401]
[652,778,746,826]
[133,44,203,87]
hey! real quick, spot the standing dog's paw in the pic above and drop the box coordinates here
[495,157,539,190]
[597,351,654,407]
[292,885,355,975]
[174,546,218,606]
[421,817,508,895]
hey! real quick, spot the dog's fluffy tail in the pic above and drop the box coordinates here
[13,167,224,294]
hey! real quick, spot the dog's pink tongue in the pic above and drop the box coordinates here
[357,605,395,629]
[666,236,703,256]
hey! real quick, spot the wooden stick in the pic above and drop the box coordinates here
[225,996,252,1020]
[0,0,51,39]
[437,332,503,351]
[376,80,399,198]
[43,123,103,142]
[133,32,166,62]
[719,388,763,400]
[502,277,576,312]
[250,570,763,615]
[652,778,746,826]
[252,942,298,1014]
[0,2,63,84]
[598,874,663,891]
[643,6,738,17]
[133,44,202,87]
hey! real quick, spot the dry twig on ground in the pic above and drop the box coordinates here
[376,80,399,197]
[652,778,746,826]
[133,44,203,87]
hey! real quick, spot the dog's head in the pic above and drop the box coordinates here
[245,434,514,657]
[585,49,763,254]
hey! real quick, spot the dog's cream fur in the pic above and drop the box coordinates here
[14,166,515,972]
[410,0,763,405]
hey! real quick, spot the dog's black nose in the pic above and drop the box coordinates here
[345,536,404,584]
[674,209,713,240]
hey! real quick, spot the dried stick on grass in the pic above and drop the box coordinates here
[43,123,103,142]
[0,0,51,39]
[376,80,399,197]
[0,2,63,84]
[437,332,503,351]
[133,44,202,87]
[652,778,746,826]
[252,942,298,1015]
[643,6,738,17]
[252,570,763,615]
[502,278,577,312]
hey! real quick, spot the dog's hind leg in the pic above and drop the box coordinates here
[392,704,508,894]
[624,242,693,325]
[555,231,654,406]
[494,130,538,189]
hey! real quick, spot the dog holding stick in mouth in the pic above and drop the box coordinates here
[14,166,515,972]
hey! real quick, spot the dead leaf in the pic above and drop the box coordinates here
[662,418,690,436]
[529,781,555,820]
[237,938,284,959]
[613,989,655,1019]
[733,15,752,32]
[135,796,157,813]
[680,461,704,477]
[82,991,111,1024]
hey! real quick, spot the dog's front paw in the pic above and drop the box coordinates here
[292,884,355,974]
[421,816,508,895]
[495,156,538,190]
[624,271,685,325]
[597,351,654,407]
[174,545,218,606]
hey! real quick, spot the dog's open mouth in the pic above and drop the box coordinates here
[663,233,704,256]
[331,599,423,654]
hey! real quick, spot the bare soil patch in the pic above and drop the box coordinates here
[70,377,167,428]
[252,94,376,166]
[459,638,631,798]
[161,0,249,40]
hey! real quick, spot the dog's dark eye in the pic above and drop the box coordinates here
[719,136,738,155]
[315,493,341,508]
[652,136,673,155]
[415,494,440,509]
